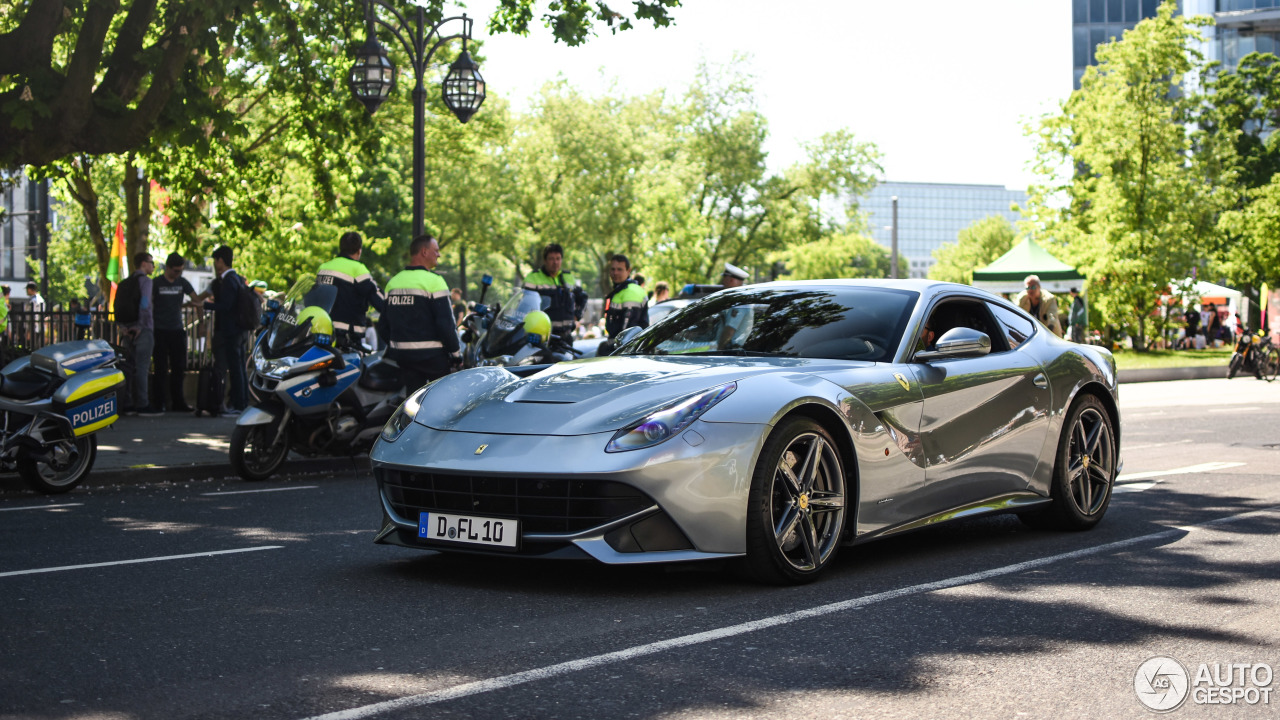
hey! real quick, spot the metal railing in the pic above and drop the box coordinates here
[1,308,218,369]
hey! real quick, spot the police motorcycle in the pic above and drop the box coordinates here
[230,277,403,481]
[0,339,124,493]
[459,275,584,368]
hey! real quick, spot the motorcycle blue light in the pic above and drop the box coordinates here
[605,382,736,453]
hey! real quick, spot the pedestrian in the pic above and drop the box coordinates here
[25,282,44,312]
[1068,287,1088,344]
[523,243,587,339]
[1180,304,1201,349]
[381,234,460,392]
[152,253,200,413]
[1015,275,1064,337]
[316,231,385,346]
[115,252,161,416]
[721,262,748,289]
[603,254,649,339]
[201,245,250,416]
[1205,302,1223,347]
[450,287,468,325]
[651,281,671,305]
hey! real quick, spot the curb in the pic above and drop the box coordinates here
[1118,365,1229,383]
[86,456,373,488]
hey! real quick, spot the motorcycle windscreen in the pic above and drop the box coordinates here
[482,289,547,357]
[264,277,339,359]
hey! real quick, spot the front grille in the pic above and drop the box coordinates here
[379,468,653,534]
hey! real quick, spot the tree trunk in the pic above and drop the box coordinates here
[122,153,149,261]
[62,161,112,304]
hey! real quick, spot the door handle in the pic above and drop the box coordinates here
[1033,373,1048,389]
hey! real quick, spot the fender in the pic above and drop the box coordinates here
[237,405,282,427]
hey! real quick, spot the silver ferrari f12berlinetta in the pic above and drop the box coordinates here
[371,279,1120,584]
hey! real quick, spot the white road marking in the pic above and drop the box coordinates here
[1116,461,1245,482]
[299,506,1279,720]
[1124,439,1191,451]
[1208,406,1259,413]
[0,546,283,578]
[0,503,83,512]
[1113,481,1159,494]
[202,486,318,496]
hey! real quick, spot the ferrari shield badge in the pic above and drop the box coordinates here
[474,444,489,455]
[894,373,910,391]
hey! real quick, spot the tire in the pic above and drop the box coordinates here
[1021,394,1116,531]
[1264,349,1280,383]
[19,434,97,495]
[742,417,847,585]
[1228,354,1242,379]
[229,421,289,482]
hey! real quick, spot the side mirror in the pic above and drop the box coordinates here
[915,327,991,361]
[610,326,643,352]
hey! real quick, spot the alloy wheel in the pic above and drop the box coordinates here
[770,432,845,572]
[1066,407,1114,516]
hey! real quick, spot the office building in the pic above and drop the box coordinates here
[857,182,1027,279]
[1072,1,1280,89]
[0,172,45,295]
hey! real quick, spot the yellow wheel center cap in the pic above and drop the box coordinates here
[798,494,810,510]
[1083,455,1091,470]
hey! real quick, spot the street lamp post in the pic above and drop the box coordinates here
[349,1,486,241]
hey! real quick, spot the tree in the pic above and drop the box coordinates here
[0,0,679,169]
[771,231,888,281]
[1024,1,1231,350]
[928,215,1017,285]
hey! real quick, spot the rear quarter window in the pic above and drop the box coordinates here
[988,302,1037,349]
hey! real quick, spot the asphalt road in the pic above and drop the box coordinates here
[2,377,1278,720]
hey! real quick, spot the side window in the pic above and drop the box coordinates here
[924,298,1010,353]
[988,302,1037,350]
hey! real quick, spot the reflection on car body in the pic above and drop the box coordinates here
[370,279,1121,585]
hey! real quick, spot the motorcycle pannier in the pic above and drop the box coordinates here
[52,367,125,436]
[30,339,116,377]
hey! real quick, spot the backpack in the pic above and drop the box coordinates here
[114,275,142,324]
[236,279,262,332]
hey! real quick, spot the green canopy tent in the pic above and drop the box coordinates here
[971,238,1084,295]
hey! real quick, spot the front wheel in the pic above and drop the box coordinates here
[19,434,97,495]
[229,420,289,482]
[1021,394,1116,531]
[742,417,847,585]
[1228,354,1242,379]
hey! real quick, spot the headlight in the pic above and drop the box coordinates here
[605,382,736,453]
[380,386,428,443]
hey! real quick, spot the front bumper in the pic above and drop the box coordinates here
[370,419,766,562]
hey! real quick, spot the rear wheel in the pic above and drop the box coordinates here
[1021,394,1116,530]
[742,417,847,585]
[1264,348,1279,382]
[19,434,97,495]
[229,421,289,482]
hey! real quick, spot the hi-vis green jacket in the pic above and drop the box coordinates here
[523,268,586,336]
[380,266,459,361]
[604,279,649,337]
[316,256,385,333]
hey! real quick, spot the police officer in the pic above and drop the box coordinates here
[523,243,586,338]
[316,231,386,345]
[603,253,648,338]
[381,234,459,391]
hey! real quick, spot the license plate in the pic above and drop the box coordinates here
[418,512,519,549]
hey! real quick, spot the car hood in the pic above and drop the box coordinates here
[413,355,861,436]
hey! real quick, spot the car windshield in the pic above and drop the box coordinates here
[264,276,338,358]
[615,286,918,362]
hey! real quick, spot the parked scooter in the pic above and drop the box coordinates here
[459,275,583,368]
[230,277,403,481]
[1227,329,1279,382]
[0,339,124,493]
